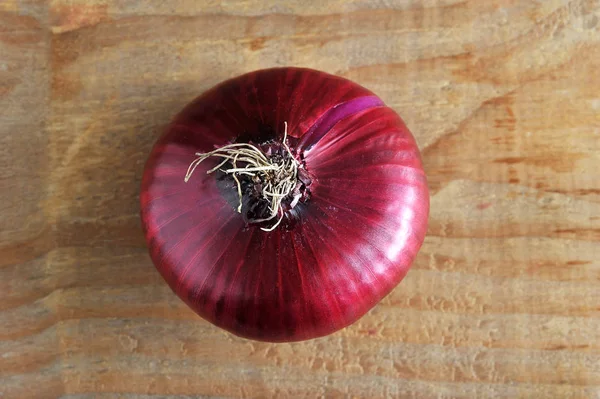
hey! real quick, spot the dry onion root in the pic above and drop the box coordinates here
[184,122,299,231]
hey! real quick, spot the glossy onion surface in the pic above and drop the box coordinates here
[141,67,429,342]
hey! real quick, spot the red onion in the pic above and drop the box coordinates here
[140,67,429,342]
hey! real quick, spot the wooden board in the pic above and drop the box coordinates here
[2,0,600,398]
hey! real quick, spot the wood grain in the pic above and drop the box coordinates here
[1,0,600,398]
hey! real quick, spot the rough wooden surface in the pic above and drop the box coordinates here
[2,0,600,398]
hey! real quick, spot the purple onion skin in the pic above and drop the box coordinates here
[141,67,429,342]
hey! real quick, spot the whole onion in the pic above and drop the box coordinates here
[140,67,429,342]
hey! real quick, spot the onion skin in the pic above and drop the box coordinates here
[140,67,429,342]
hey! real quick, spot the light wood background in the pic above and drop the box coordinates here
[2,0,600,398]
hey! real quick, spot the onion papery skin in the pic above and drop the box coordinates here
[140,67,429,342]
